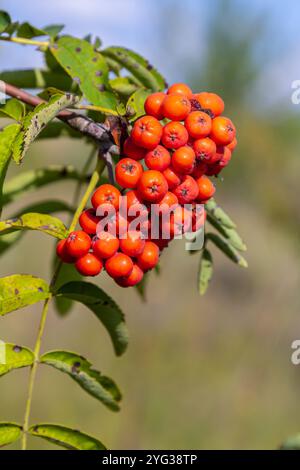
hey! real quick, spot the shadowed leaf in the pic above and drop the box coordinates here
[55,281,128,356]
[198,249,213,295]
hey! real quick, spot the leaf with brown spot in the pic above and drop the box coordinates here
[0,274,50,316]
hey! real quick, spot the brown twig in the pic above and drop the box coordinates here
[3,81,120,155]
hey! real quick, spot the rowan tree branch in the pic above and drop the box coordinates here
[2,81,120,155]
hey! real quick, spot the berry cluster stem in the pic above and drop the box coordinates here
[21,153,106,450]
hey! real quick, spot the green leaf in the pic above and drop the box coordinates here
[206,213,246,251]
[0,201,71,258]
[43,24,64,39]
[280,434,300,450]
[40,350,121,411]
[17,22,47,39]
[198,249,213,295]
[126,89,150,120]
[3,165,82,205]
[0,69,74,90]
[50,36,118,113]
[12,93,79,164]
[0,212,68,239]
[0,124,20,213]
[102,46,166,91]
[0,11,11,34]
[0,343,34,377]
[109,77,137,98]
[55,281,128,356]
[29,424,106,450]
[0,99,26,121]
[206,233,248,268]
[0,423,22,448]
[0,274,50,316]
[205,198,237,229]
[53,262,82,316]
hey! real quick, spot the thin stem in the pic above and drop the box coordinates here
[0,36,49,47]
[21,153,106,450]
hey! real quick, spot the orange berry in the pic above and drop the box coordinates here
[196,175,216,201]
[115,158,143,189]
[145,145,171,171]
[92,184,121,211]
[137,170,168,203]
[210,116,236,145]
[167,83,193,98]
[92,231,119,259]
[105,252,134,278]
[161,121,189,149]
[75,253,103,276]
[161,94,191,121]
[119,230,145,257]
[144,92,165,120]
[115,264,144,288]
[172,146,196,174]
[193,92,224,117]
[131,115,163,150]
[193,137,217,164]
[173,175,199,204]
[185,111,212,138]
[137,241,159,271]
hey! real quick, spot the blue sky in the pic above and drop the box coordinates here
[1,0,300,110]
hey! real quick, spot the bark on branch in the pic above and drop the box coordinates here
[2,81,120,155]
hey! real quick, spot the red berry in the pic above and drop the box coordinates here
[210,116,236,145]
[196,175,216,201]
[185,111,212,139]
[144,92,165,120]
[137,241,159,271]
[145,145,171,172]
[66,230,91,258]
[92,232,119,259]
[115,264,144,287]
[131,115,163,150]
[173,175,199,204]
[161,94,191,121]
[119,230,145,257]
[56,239,76,263]
[105,253,134,278]
[91,184,121,211]
[123,137,146,161]
[115,158,143,189]
[193,137,217,164]
[167,83,193,98]
[172,146,196,174]
[161,121,189,149]
[137,170,168,203]
[163,167,182,190]
[75,253,103,276]
[79,208,100,235]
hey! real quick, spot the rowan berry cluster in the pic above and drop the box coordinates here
[56,83,237,287]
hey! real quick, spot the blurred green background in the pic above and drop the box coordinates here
[1,0,300,450]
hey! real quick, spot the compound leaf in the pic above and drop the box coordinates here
[205,198,237,229]
[207,233,248,268]
[0,124,20,213]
